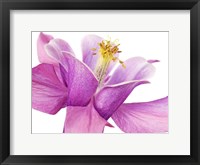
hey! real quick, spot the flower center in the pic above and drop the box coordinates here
[92,38,125,86]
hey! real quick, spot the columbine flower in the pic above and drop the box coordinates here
[32,32,168,133]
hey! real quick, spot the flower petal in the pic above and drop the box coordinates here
[45,43,73,72]
[106,57,157,85]
[82,35,103,71]
[112,97,168,133]
[47,38,75,57]
[32,63,68,114]
[38,32,75,65]
[45,40,99,107]
[94,80,149,120]
[64,101,108,133]
[37,32,55,64]
[52,51,98,106]
[54,65,66,86]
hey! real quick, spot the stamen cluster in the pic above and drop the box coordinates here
[91,39,125,85]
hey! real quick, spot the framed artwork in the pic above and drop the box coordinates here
[0,0,199,164]
[32,31,168,134]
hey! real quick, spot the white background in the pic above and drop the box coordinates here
[10,10,190,155]
[32,31,168,133]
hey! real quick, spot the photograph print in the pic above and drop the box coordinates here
[32,31,168,133]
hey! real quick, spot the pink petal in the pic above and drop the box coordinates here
[50,51,98,106]
[64,101,108,133]
[147,59,160,63]
[45,41,99,106]
[94,80,149,120]
[45,43,73,72]
[82,35,103,71]
[45,38,75,60]
[32,63,67,114]
[37,32,75,64]
[54,65,66,86]
[106,57,157,85]
[37,32,56,64]
[112,97,168,133]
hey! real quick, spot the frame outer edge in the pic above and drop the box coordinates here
[198,1,200,162]
[1,1,10,164]
[190,1,199,163]
[191,1,200,163]
[0,0,3,164]
[1,0,200,165]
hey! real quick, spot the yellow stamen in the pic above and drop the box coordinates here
[91,48,96,51]
[93,38,125,85]
[119,60,126,68]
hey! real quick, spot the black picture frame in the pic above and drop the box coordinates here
[1,0,200,164]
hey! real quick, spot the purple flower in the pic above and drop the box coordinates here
[32,32,168,133]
